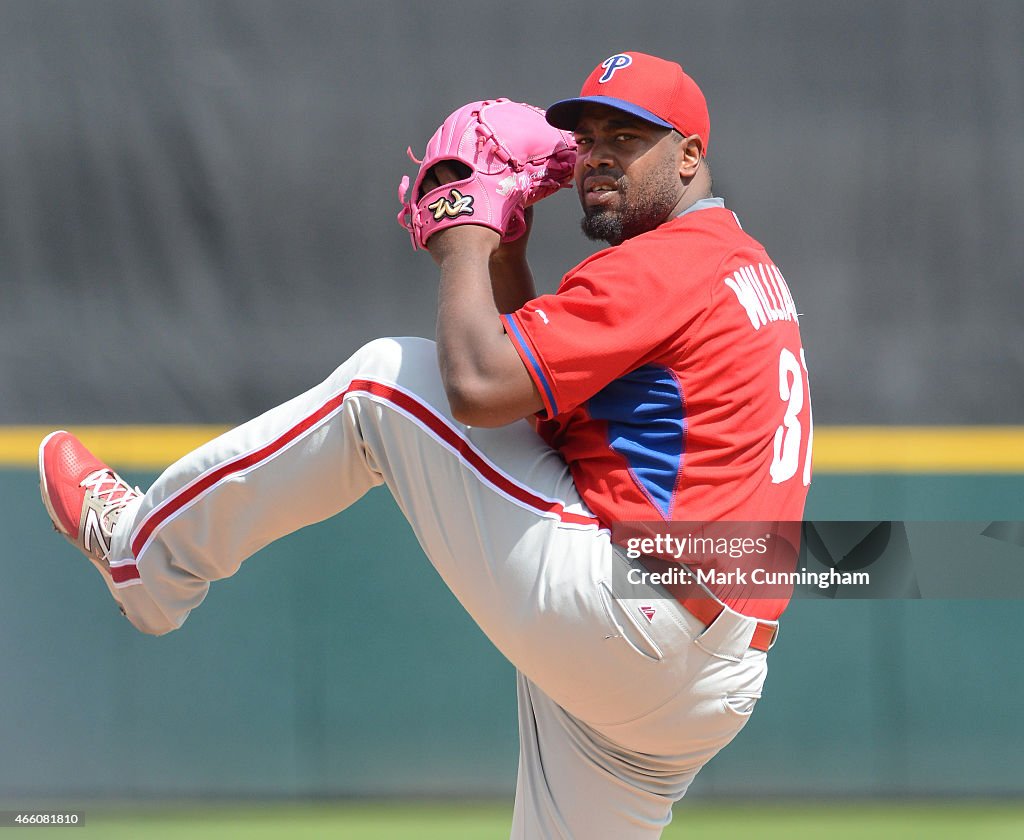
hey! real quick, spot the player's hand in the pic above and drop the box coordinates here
[419,167,534,260]
[418,161,470,198]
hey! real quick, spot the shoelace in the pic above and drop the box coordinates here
[80,469,140,542]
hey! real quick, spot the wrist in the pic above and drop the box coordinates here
[428,225,501,265]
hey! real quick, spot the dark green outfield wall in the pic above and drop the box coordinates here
[3,470,1022,800]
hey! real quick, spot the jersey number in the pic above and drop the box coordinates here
[770,348,812,486]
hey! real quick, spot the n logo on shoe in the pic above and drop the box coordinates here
[81,507,110,559]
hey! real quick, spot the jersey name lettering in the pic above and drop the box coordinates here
[724,263,798,330]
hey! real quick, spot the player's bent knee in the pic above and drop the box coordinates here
[329,336,437,388]
[120,595,182,637]
[128,614,178,637]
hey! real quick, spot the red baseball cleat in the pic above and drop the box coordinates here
[39,431,142,592]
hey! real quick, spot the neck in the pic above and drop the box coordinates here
[669,165,712,218]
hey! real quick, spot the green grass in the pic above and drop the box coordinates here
[11,801,1024,839]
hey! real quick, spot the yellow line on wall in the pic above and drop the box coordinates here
[1,426,230,470]
[811,426,1024,473]
[2,425,1024,472]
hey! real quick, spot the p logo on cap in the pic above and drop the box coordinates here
[598,54,633,83]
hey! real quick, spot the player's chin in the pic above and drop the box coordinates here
[580,209,625,245]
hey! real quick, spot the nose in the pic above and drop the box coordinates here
[581,138,615,170]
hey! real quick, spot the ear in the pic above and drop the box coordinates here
[677,135,704,179]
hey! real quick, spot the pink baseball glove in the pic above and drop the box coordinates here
[397,98,576,250]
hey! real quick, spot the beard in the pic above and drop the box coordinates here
[580,168,682,246]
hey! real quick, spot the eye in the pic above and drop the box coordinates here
[574,136,593,147]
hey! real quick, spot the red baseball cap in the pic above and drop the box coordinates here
[546,52,710,154]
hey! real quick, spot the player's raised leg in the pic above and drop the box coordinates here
[39,335,599,673]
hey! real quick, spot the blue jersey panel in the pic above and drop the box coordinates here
[586,365,686,519]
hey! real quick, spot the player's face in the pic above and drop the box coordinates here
[573,104,686,246]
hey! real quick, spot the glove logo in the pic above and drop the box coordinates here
[428,189,474,221]
[598,54,633,83]
[497,173,533,198]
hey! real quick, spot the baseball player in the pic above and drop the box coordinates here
[38,52,812,838]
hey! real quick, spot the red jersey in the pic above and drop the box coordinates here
[502,201,812,620]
